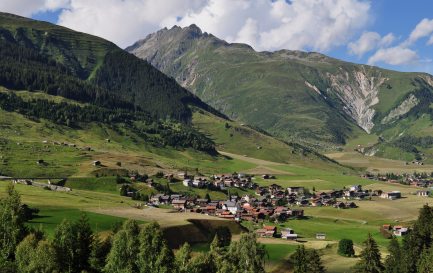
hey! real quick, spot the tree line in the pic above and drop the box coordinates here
[0,92,215,153]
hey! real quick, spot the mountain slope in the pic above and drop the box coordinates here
[127,25,433,160]
[0,13,343,176]
[0,13,222,121]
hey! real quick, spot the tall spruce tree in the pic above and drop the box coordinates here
[401,204,433,273]
[292,245,309,273]
[354,234,384,273]
[75,213,93,272]
[384,237,402,273]
[417,246,433,273]
[307,249,326,273]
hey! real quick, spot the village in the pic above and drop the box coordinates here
[140,171,418,241]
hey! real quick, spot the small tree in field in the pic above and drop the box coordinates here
[338,239,355,257]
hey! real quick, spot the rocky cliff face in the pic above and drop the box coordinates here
[326,68,387,133]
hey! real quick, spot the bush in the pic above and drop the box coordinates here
[338,239,355,257]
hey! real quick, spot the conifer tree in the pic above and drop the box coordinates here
[384,237,402,273]
[354,233,384,273]
[417,246,433,273]
[307,249,326,273]
[292,245,308,273]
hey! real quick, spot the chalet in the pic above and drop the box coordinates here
[380,191,401,200]
[205,205,217,215]
[316,233,326,240]
[223,201,240,214]
[192,179,204,188]
[287,187,304,195]
[172,199,187,210]
[417,190,430,197]
[281,228,298,240]
[183,179,192,187]
[255,226,276,237]
[349,185,362,192]
[288,209,304,217]
[393,226,409,237]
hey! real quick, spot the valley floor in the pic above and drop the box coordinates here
[1,149,430,273]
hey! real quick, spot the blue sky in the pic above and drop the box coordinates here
[2,0,432,74]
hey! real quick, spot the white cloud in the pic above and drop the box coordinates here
[257,0,371,51]
[407,18,433,45]
[348,32,396,57]
[428,35,433,45]
[0,0,69,16]
[368,46,418,66]
[51,0,371,51]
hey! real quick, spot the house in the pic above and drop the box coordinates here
[223,201,240,214]
[183,179,192,187]
[288,209,304,217]
[381,191,401,200]
[349,185,362,192]
[256,226,276,237]
[417,190,430,197]
[393,226,409,237]
[281,228,298,240]
[316,233,326,240]
[287,187,304,195]
[192,180,204,188]
[172,199,187,209]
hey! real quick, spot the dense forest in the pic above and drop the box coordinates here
[0,16,222,122]
[0,92,215,152]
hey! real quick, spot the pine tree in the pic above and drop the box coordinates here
[215,226,232,247]
[384,237,402,273]
[401,205,433,273]
[75,213,93,272]
[417,246,433,273]
[307,249,326,273]
[89,235,112,272]
[292,245,308,273]
[354,233,384,273]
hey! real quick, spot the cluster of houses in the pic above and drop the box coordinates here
[364,172,433,191]
[381,224,409,237]
[253,184,359,209]
[182,173,258,190]
[150,192,305,222]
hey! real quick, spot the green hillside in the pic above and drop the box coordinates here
[128,25,433,162]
